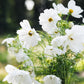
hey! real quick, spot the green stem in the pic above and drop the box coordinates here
[66,13,70,21]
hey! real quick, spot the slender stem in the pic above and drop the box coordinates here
[66,13,70,21]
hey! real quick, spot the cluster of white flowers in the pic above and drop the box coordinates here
[3,65,40,84]
[3,65,61,84]
[52,0,83,18]
[39,0,84,55]
[52,25,84,54]
[2,0,84,84]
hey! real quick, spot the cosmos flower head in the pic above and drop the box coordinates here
[14,49,34,67]
[14,49,36,77]
[3,65,32,84]
[44,46,57,58]
[68,0,83,18]
[52,3,68,15]
[65,25,84,53]
[52,25,84,54]
[44,45,64,58]
[43,75,61,84]
[17,20,41,49]
[39,8,61,34]
[51,36,67,55]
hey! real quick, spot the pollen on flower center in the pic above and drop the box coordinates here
[69,9,73,13]
[28,30,33,36]
[54,31,58,33]
[48,17,53,22]
[68,34,74,40]
[70,37,73,40]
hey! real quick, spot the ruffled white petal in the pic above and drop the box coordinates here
[20,20,31,30]
[43,75,61,84]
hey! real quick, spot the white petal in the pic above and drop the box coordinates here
[20,20,31,30]
[68,0,76,8]
[5,65,17,73]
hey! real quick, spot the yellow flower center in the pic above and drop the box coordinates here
[54,31,58,34]
[48,17,53,22]
[28,30,33,36]
[69,9,73,13]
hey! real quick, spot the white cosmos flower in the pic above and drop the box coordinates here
[65,25,84,53]
[17,20,41,49]
[14,49,34,67]
[5,65,17,73]
[3,65,32,84]
[39,8,61,34]
[52,3,68,15]
[52,25,84,53]
[2,38,15,47]
[49,28,60,37]
[68,0,83,18]
[14,49,35,77]
[51,36,67,54]
[44,46,63,58]
[43,75,61,84]
[25,0,35,11]
[44,46,56,58]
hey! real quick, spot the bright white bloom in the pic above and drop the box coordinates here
[2,38,15,47]
[68,0,83,18]
[43,75,61,84]
[44,46,63,58]
[14,49,35,77]
[17,20,41,49]
[52,25,84,53]
[39,9,61,34]
[3,65,32,84]
[45,46,56,56]
[53,3,68,15]
[14,49,34,67]
[51,36,67,54]
[49,28,60,37]
[25,0,35,11]
[51,36,66,47]
[65,25,84,53]
[5,65,17,73]
[44,46,56,58]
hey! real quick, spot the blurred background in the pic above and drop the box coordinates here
[0,0,84,84]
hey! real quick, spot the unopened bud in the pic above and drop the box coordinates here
[69,22,74,28]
